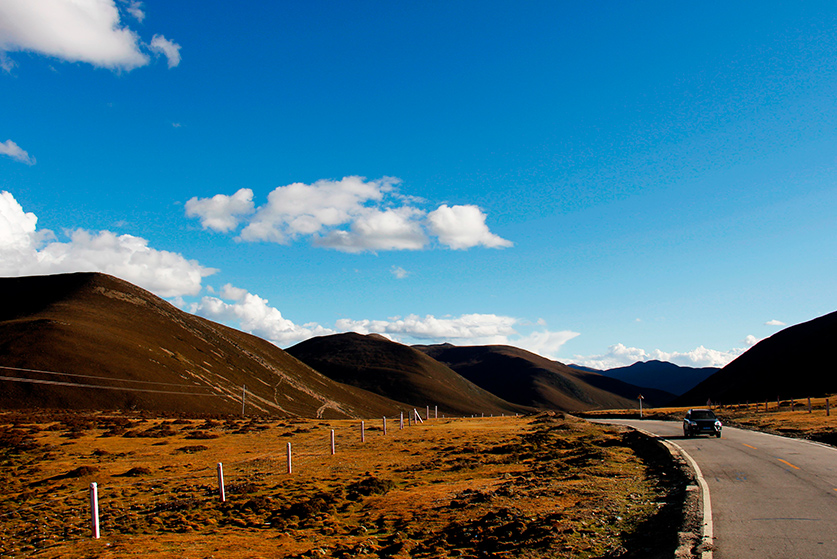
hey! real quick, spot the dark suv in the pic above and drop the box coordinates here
[683,409,722,438]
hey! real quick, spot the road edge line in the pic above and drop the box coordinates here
[632,427,714,559]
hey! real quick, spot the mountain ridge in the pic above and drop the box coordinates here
[0,272,405,418]
[415,344,674,410]
[676,310,837,405]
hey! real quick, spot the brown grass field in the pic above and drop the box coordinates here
[0,411,690,558]
[581,394,837,446]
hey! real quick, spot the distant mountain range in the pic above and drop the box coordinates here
[676,310,837,405]
[571,360,718,397]
[3,273,832,415]
[415,344,674,409]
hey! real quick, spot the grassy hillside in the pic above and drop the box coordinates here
[0,273,404,418]
[287,333,530,416]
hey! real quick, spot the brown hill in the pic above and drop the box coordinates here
[415,344,665,411]
[286,333,531,416]
[676,310,837,405]
[0,273,404,418]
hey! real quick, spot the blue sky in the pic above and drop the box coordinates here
[2,1,836,368]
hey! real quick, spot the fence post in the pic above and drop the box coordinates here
[89,482,100,539]
[827,398,831,417]
[435,405,438,419]
[217,463,225,502]
[808,397,812,413]
[361,420,365,443]
[287,442,292,474]
[426,405,430,421]
[400,411,404,430]
[383,417,387,436]
[331,429,336,455]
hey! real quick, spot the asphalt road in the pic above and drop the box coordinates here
[599,419,837,559]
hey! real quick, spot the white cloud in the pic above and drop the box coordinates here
[427,204,513,250]
[316,206,427,253]
[0,190,215,297]
[514,329,581,359]
[237,176,396,244]
[122,0,144,22]
[187,176,512,253]
[333,312,577,357]
[192,284,334,345]
[0,139,35,165]
[0,0,178,71]
[765,319,786,326]
[571,336,762,370]
[336,313,518,344]
[391,266,410,279]
[149,34,180,68]
[185,188,255,233]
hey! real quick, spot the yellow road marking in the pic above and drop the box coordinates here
[777,459,800,470]
[742,443,758,450]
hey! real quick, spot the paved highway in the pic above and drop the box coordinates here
[599,419,837,559]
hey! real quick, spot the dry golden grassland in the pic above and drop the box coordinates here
[583,395,837,446]
[0,411,688,558]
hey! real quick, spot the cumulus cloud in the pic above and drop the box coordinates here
[0,139,35,165]
[186,176,512,253]
[236,176,396,244]
[149,34,180,68]
[336,313,518,343]
[316,206,428,253]
[191,284,334,345]
[333,313,577,356]
[765,319,786,326]
[571,336,762,370]
[0,190,215,297]
[185,188,255,233]
[426,204,513,250]
[0,0,179,71]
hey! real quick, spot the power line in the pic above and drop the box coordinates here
[0,364,213,388]
[0,374,226,397]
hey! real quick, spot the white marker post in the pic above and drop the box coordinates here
[89,482,100,539]
[361,420,365,443]
[638,394,645,418]
[435,405,438,419]
[331,429,336,455]
[217,463,226,502]
[287,442,292,474]
[400,411,404,430]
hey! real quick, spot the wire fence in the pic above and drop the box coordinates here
[0,410,518,556]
